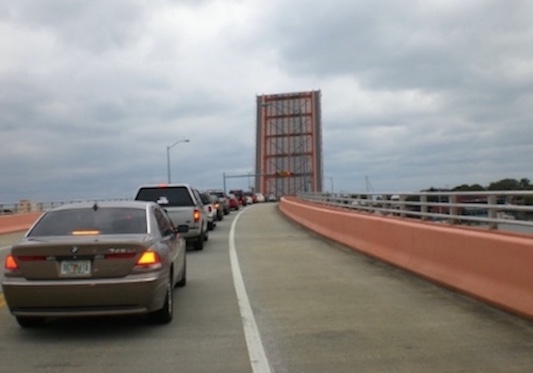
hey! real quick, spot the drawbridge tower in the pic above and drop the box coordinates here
[255,90,323,197]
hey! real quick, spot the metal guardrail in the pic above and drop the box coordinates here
[0,198,131,215]
[3,192,533,233]
[299,191,533,232]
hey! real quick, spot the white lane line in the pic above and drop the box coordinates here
[229,208,272,373]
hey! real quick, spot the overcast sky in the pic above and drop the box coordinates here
[1,0,532,202]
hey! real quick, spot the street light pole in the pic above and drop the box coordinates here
[166,139,190,183]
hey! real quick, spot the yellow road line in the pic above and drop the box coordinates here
[0,293,6,308]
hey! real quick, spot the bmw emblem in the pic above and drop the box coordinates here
[71,246,79,254]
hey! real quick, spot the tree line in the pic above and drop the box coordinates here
[425,178,533,205]
[448,178,532,192]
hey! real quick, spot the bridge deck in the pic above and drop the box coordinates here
[0,203,531,372]
[235,203,533,372]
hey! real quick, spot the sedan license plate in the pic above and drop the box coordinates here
[60,260,91,276]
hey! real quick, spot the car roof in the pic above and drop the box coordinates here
[136,183,191,189]
[45,200,156,212]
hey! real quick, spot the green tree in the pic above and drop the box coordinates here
[453,184,485,192]
[519,178,531,190]
[487,178,520,191]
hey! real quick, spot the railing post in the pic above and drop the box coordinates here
[488,195,498,230]
[400,195,406,217]
[421,195,428,221]
[449,195,459,225]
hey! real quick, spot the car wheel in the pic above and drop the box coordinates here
[176,258,187,288]
[16,316,45,328]
[150,274,173,324]
[208,221,214,230]
[194,231,204,250]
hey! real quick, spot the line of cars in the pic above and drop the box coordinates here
[1,183,242,328]
[228,190,276,207]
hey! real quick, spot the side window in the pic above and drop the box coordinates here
[154,207,174,236]
[193,189,204,206]
[199,193,210,205]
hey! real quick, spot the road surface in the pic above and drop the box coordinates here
[0,203,532,372]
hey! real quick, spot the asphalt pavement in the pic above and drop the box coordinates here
[0,205,532,372]
[234,203,533,372]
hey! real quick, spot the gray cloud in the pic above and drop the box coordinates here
[0,0,532,202]
[3,0,147,52]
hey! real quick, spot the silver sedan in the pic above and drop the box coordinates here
[2,200,187,327]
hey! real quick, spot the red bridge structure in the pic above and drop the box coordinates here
[255,90,323,197]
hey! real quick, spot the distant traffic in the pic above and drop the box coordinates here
[1,183,276,328]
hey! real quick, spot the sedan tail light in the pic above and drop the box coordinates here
[5,255,18,270]
[135,250,162,269]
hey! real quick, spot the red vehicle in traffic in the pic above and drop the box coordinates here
[227,193,240,210]
[229,189,247,206]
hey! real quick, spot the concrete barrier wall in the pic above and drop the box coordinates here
[279,197,533,320]
[0,212,42,235]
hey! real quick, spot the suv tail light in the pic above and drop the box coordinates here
[193,208,201,222]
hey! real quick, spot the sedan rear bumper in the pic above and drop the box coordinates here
[1,272,167,317]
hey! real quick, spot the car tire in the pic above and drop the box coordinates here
[208,221,214,231]
[16,316,45,328]
[149,274,173,324]
[176,258,187,288]
[194,231,204,250]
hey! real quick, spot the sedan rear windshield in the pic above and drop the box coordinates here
[135,187,193,207]
[199,193,212,204]
[28,208,147,236]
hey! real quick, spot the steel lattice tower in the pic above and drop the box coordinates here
[255,90,323,197]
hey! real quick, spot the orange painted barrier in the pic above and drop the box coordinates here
[0,212,42,235]
[279,197,533,320]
